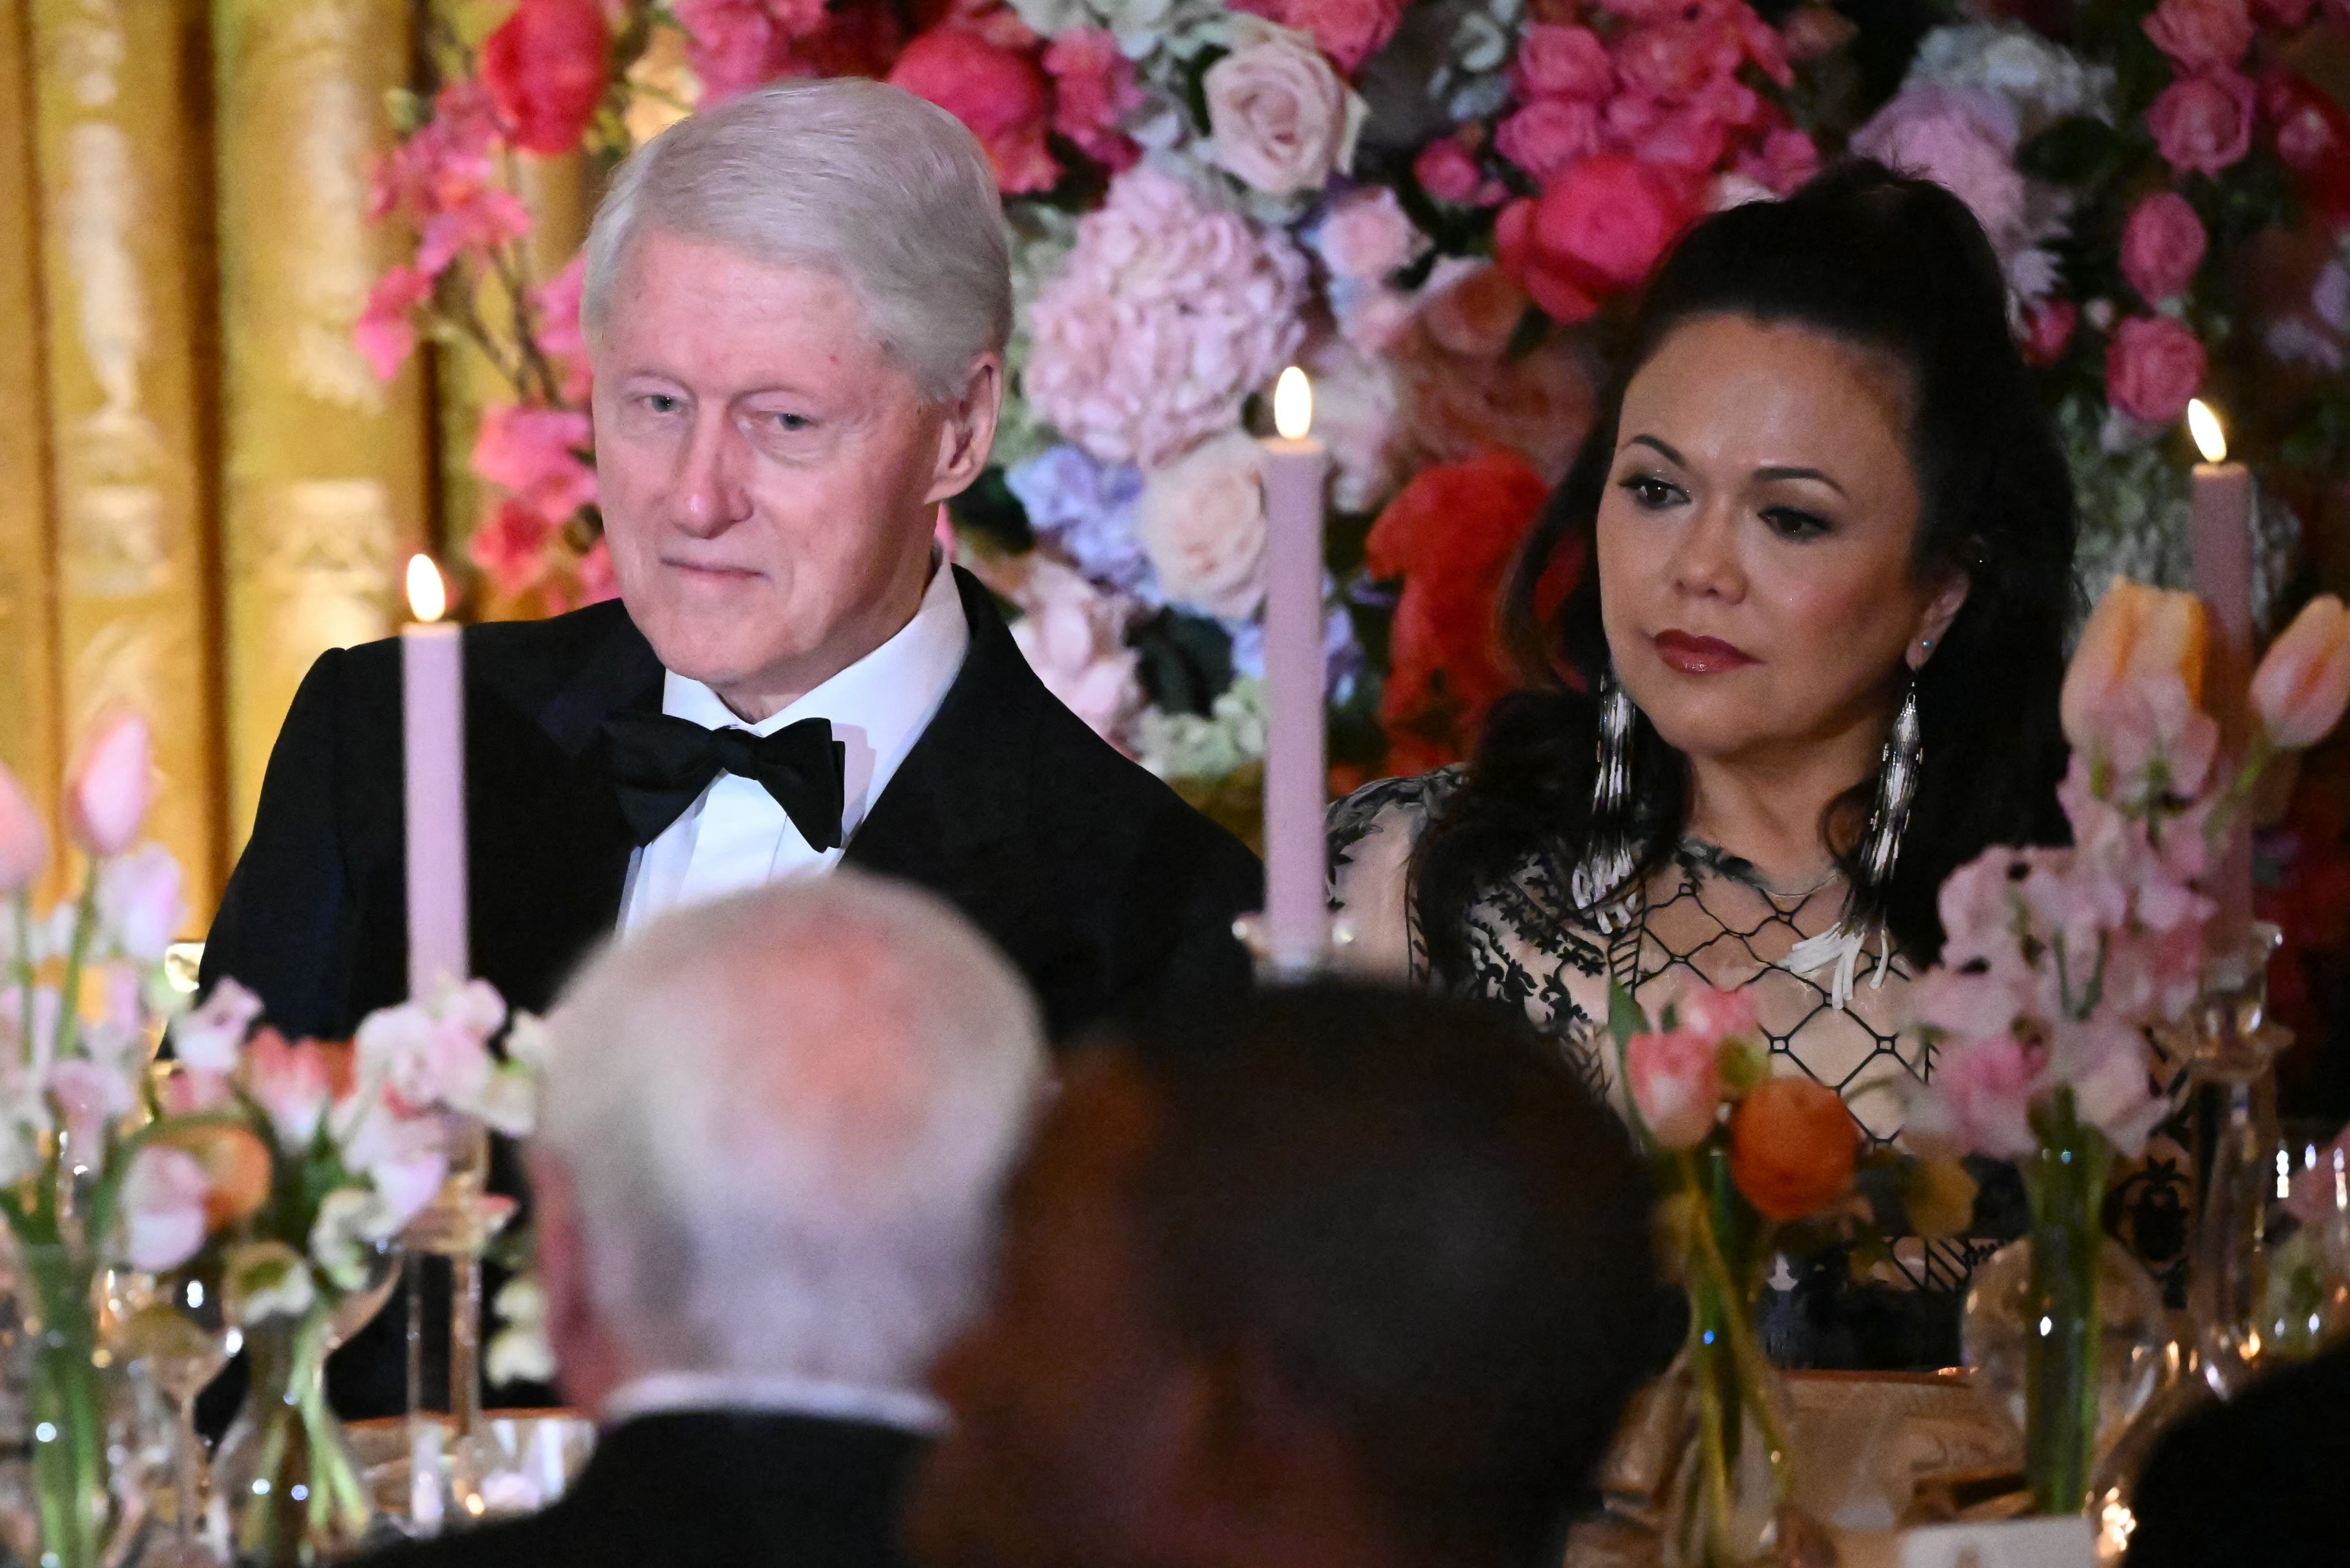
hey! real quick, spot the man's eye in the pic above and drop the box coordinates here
[765,412,812,433]
[643,394,684,415]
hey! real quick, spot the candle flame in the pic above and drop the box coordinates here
[2187,398,2227,465]
[406,554,448,623]
[1273,366,1313,441]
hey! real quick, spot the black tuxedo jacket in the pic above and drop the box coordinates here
[355,1411,925,1568]
[201,566,1262,1043]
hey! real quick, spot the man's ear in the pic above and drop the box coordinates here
[1178,1343,1368,1561]
[527,1151,621,1416]
[927,354,1005,505]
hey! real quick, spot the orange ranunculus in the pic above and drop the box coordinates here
[1727,1075,1859,1222]
[2060,577,2209,749]
[2252,594,2350,750]
[159,1123,274,1230]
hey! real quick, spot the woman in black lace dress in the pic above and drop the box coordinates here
[1329,162,2076,1369]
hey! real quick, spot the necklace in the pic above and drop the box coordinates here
[1681,838,1842,904]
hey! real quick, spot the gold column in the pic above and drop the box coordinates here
[212,0,431,855]
[27,0,222,915]
[0,0,60,874]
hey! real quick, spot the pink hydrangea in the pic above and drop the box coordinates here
[2147,68,2257,175]
[1227,0,1404,73]
[1024,167,1308,470]
[1852,87,2030,255]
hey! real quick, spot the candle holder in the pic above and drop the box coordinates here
[398,1119,515,1533]
[1231,911,1354,982]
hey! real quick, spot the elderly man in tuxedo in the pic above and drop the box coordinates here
[361,873,1048,1568]
[202,76,1260,1048]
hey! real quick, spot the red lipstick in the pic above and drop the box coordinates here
[1653,630,1757,674]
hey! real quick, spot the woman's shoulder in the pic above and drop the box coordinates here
[1327,765,1466,866]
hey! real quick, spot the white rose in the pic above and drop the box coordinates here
[1204,21,1362,196]
[1136,430,1270,621]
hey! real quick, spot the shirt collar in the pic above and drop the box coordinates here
[599,1371,947,1435]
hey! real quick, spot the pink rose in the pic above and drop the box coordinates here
[355,266,434,383]
[889,28,1058,196]
[1514,24,1614,101]
[2105,315,2207,425]
[118,1144,213,1273]
[1310,188,1427,280]
[2121,192,2208,304]
[1497,154,1697,323]
[1626,1029,1722,1149]
[1495,98,1605,184]
[0,762,46,893]
[1134,431,1270,621]
[1043,29,1143,173]
[480,0,610,157]
[1614,19,1743,102]
[2020,299,2078,365]
[2142,0,2253,73]
[1229,0,1404,74]
[1204,22,1357,196]
[1002,558,1144,745]
[2148,69,2257,176]
[1414,136,1498,206]
[66,712,152,857]
[2252,593,2350,748]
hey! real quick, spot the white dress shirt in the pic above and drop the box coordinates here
[618,561,970,932]
[599,1370,946,1434]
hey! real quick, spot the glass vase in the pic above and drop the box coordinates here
[212,1307,371,1567]
[2019,1092,2115,1516]
[17,1243,114,1568]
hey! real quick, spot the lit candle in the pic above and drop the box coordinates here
[1259,367,1331,974]
[2187,398,2255,949]
[402,554,468,998]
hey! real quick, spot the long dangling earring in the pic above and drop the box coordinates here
[1571,669,1641,930]
[1790,678,1923,1008]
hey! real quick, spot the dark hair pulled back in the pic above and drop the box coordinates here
[1413,160,2077,985]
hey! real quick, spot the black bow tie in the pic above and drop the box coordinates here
[603,711,848,851]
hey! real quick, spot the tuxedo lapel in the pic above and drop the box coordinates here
[845,568,1045,946]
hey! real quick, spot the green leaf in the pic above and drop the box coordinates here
[2017,117,2121,186]
[1608,979,1647,1052]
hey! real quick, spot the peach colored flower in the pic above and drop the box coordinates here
[66,712,152,858]
[0,762,45,893]
[1626,1028,1722,1148]
[2252,594,2350,748]
[1728,1076,1859,1221]
[2060,577,2209,751]
[1204,21,1359,195]
[1134,431,1270,621]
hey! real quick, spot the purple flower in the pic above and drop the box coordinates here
[1005,448,1158,603]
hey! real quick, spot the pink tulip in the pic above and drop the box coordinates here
[0,763,45,892]
[1625,1028,1723,1149]
[2059,578,2208,751]
[2252,594,2350,750]
[117,1144,213,1273]
[64,713,152,857]
[171,979,265,1075]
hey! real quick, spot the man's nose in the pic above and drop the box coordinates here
[666,414,752,538]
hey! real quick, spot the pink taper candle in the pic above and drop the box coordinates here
[402,555,469,999]
[2187,398,2255,950]
[1260,368,1332,974]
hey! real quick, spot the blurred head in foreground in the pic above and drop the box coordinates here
[906,982,1658,1568]
[535,872,1047,1419]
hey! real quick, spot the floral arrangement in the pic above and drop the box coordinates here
[129,974,538,1560]
[1900,576,2350,1512]
[1611,984,1861,1564]
[356,0,2350,812]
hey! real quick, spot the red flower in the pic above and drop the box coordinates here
[1494,154,1698,324]
[2020,299,2078,366]
[469,500,559,600]
[887,28,1058,195]
[481,0,610,156]
[1365,450,1557,769]
[1044,29,1144,172]
[1228,0,1404,73]
[2263,73,2350,224]
[1728,1076,1859,1222]
[2105,315,2207,426]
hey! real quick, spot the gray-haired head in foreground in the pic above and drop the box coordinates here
[581,78,1012,403]
[539,872,1046,1394]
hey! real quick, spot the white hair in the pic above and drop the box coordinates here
[539,873,1046,1393]
[582,78,1013,403]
